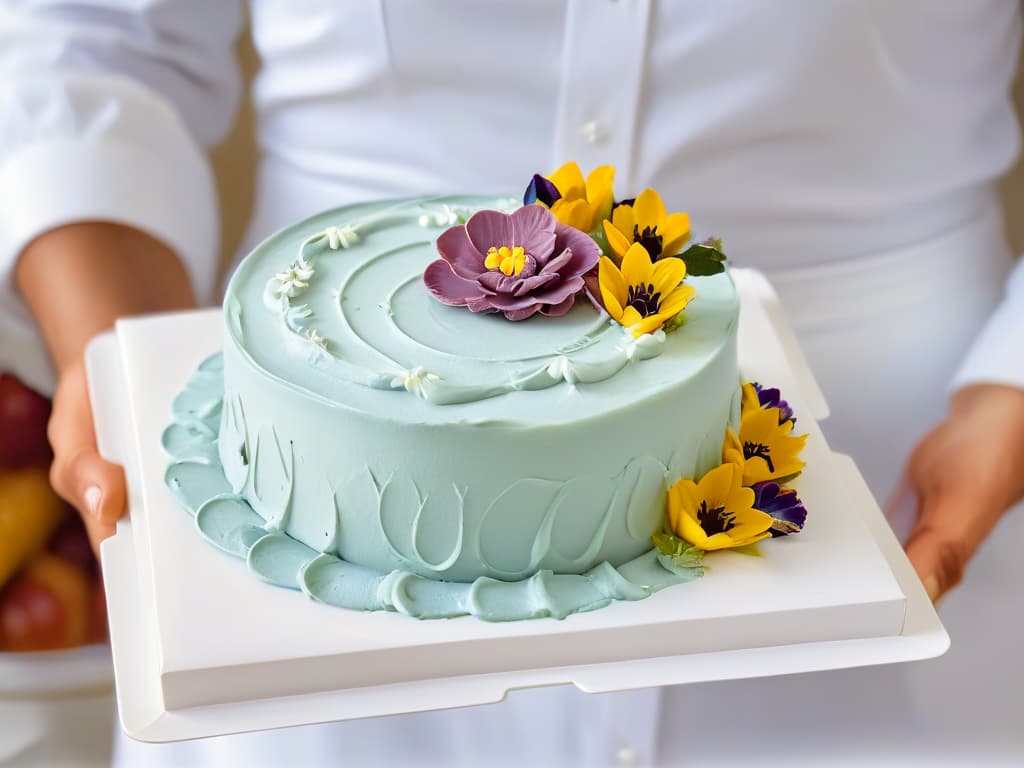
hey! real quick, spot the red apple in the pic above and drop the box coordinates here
[0,554,90,651]
[0,578,66,651]
[88,581,108,644]
[0,373,51,468]
[48,513,98,577]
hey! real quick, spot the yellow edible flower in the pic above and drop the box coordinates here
[722,427,745,469]
[602,188,691,263]
[597,242,696,337]
[667,462,774,551]
[737,406,808,485]
[544,162,615,233]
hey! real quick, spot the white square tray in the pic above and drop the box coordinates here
[88,269,947,743]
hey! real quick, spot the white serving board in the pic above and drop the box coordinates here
[87,269,947,743]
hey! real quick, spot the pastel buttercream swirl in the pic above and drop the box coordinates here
[251,199,668,406]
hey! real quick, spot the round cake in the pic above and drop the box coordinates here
[164,191,759,620]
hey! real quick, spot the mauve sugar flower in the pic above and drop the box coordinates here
[751,480,807,537]
[424,205,601,321]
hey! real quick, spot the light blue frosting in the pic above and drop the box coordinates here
[162,365,701,620]
[162,196,742,621]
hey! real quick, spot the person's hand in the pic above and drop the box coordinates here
[895,383,1024,603]
[47,358,126,553]
[15,222,198,553]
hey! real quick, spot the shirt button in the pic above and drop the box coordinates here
[581,120,610,146]
[615,744,639,766]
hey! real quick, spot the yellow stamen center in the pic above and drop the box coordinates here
[485,245,527,276]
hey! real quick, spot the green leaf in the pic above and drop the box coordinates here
[728,543,763,558]
[588,226,611,256]
[678,241,727,276]
[657,552,705,581]
[652,530,684,556]
[771,471,803,486]
[662,312,688,334]
[652,531,706,576]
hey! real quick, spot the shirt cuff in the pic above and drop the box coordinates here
[0,133,219,395]
[950,256,1024,393]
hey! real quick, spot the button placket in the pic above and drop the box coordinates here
[552,0,651,186]
[615,743,640,766]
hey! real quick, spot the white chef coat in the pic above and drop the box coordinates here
[2,0,1024,397]
[2,1,1024,765]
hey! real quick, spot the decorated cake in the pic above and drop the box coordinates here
[162,163,809,621]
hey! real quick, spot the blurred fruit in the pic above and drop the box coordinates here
[0,554,90,651]
[48,513,98,576]
[0,467,66,587]
[0,373,51,468]
[88,581,108,644]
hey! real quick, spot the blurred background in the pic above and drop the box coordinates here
[4,27,1024,768]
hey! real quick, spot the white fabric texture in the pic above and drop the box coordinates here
[1,0,1023,764]
[0,0,243,394]
[1,0,1023,394]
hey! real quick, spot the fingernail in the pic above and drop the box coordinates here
[923,576,941,603]
[84,485,102,520]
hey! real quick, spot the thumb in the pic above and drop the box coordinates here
[50,449,126,555]
[48,361,127,554]
[69,450,126,527]
[903,485,972,603]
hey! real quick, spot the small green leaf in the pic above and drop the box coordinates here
[728,543,763,558]
[657,552,705,581]
[678,241,727,276]
[652,531,706,574]
[772,471,803,486]
[662,312,688,334]
[588,226,611,256]
[652,531,684,557]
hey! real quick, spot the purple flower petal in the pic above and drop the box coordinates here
[541,247,574,276]
[424,260,486,306]
[518,254,538,279]
[513,272,559,296]
[753,382,796,426]
[504,305,542,321]
[523,174,561,207]
[527,275,585,306]
[540,294,576,317]
[475,271,560,297]
[477,271,516,294]
[552,223,601,275]
[465,207,556,259]
[486,291,551,312]
[514,206,558,260]
[436,225,485,279]
[465,210,514,255]
[425,205,596,320]
[466,295,498,313]
[751,481,807,537]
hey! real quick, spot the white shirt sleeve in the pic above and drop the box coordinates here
[0,0,243,395]
[951,255,1024,392]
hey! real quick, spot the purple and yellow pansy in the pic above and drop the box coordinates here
[603,188,691,264]
[666,380,810,555]
[667,462,775,551]
[595,243,696,337]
